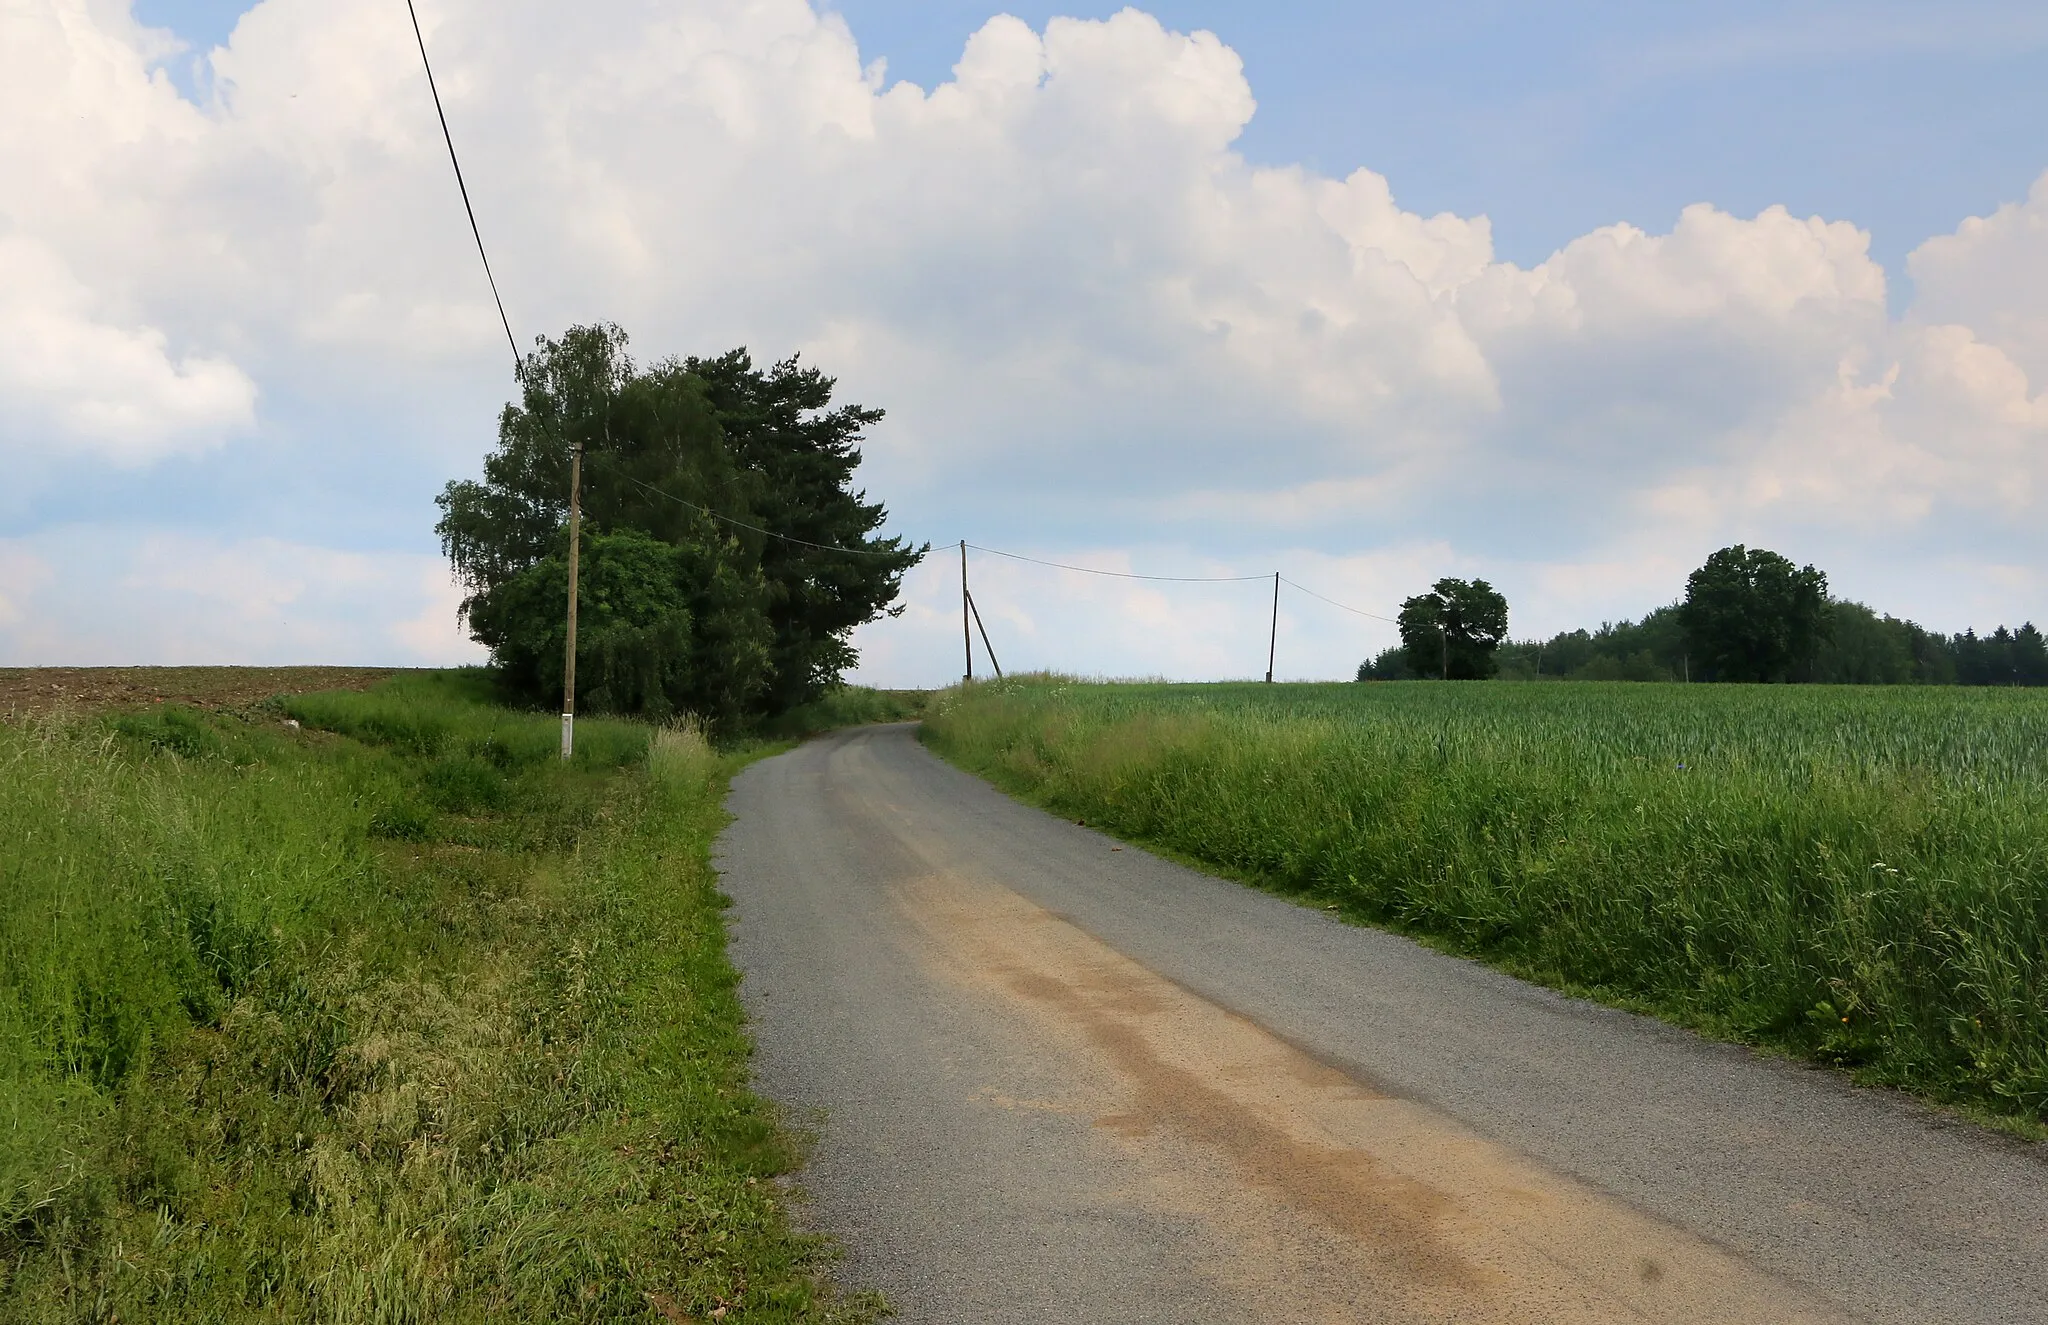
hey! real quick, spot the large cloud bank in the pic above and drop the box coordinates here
[1,0,2044,676]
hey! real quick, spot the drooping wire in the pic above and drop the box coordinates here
[614,471,923,558]
[606,469,1401,623]
[966,544,1268,583]
[1280,576,1400,624]
[406,0,520,369]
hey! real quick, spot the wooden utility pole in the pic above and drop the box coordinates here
[561,441,583,760]
[1265,571,1280,683]
[960,539,972,683]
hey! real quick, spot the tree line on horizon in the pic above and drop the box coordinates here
[1361,545,2048,686]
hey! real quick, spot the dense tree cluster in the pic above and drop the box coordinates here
[1365,543,2048,686]
[1380,578,1509,679]
[1679,546,1830,683]
[1491,602,2048,685]
[437,325,924,729]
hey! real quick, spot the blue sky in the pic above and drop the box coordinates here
[8,1,2048,679]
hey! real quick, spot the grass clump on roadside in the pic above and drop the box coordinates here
[1,672,881,1322]
[924,676,2048,1131]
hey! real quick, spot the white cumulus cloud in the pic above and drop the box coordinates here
[0,236,257,463]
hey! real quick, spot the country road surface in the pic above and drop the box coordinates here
[718,724,2046,1324]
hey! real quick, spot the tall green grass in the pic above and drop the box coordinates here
[925,677,2048,1127]
[283,667,651,769]
[2,674,879,1321]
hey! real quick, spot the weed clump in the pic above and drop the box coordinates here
[650,717,718,794]
[111,704,226,760]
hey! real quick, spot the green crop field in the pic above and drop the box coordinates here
[1,672,881,1323]
[924,677,2048,1131]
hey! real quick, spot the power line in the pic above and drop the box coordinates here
[609,469,1406,631]
[1280,575,1401,625]
[614,471,924,558]
[615,474,1396,622]
[964,544,1268,583]
[406,0,519,369]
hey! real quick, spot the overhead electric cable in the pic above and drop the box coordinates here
[1280,576,1401,624]
[406,0,520,369]
[964,544,1268,583]
[607,472,1404,627]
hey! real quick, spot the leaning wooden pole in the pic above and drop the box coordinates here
[968,591,1003,678]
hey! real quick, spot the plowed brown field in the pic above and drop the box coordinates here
[0,666,401,717]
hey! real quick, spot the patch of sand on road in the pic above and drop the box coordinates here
[889,864,1846,1325]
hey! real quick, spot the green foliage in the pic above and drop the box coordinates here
[758,686,928,739]
[1495,597,2045,690]
[1495,606,1688,681]
[468,529,776,730]
[109,705,228,760]
[437,324,923,728]
[1951,623,2048,686]
[684,348,926,713]
[1681,545,1830,682]
[1497,600,2025,687]
[1811,601,1936,684]
[0,680,880,1322]
[1355,646,1413,681]
[1396,577,1509,679]
[926,678,2048,1128]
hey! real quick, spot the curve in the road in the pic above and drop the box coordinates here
[718,725,2046,1324]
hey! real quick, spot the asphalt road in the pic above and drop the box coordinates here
[718,724,2047,1324]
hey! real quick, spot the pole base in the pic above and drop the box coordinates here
[560,713,575,761]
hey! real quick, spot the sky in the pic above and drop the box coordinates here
[6,0,2047,684]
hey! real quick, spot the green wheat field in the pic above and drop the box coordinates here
[924,677,2048,1129]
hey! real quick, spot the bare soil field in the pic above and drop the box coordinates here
[0,666,403,717]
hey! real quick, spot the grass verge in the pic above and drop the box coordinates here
[1,673,882,1322]
[923,676,2048,1135]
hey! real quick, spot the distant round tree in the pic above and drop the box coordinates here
[1397,579,1509,679]
[1679,545,1829,682]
